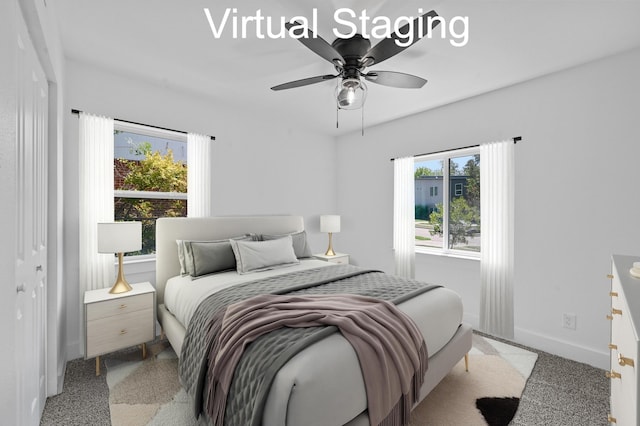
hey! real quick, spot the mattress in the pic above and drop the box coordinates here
[164,259,463,359]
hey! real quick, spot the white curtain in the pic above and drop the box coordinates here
[479,140,515,338]
[187,132,212,217]
[393,156,415,278]
[79,112,115,291]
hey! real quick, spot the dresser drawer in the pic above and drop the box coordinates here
[609,256,640,425]
[86,307,154,358]
[610,311,639,424]
[86,292,153,321]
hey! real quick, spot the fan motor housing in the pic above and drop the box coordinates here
[332,34,371,77]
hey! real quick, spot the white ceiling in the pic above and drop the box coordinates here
[55,0,640,136]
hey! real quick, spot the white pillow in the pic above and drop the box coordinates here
[230,236,299,274]
[261,230,313,258]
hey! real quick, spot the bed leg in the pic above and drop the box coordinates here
[464,353,469,372]
[160,327,165,340]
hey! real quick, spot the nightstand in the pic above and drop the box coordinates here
[84,281,156,375]
[313,253,350,265]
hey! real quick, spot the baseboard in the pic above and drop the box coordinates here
[57,358,66,394]
[514,327,609,370]
[459,314,608,369]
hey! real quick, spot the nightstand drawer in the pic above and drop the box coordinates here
[86,308,154,358]
[86,292,153,321]
[327,256,348,264]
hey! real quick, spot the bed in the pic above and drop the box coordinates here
[155,215,472,426]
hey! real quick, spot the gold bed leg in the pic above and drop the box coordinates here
[95,356,101,376]
[464,353,469,372]
[160,327,165,340]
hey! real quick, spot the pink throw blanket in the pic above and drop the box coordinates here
[206,293,428,426]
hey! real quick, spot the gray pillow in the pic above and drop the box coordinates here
[261,230,313,258]
[179,235,252,278]
[230,236,299,274]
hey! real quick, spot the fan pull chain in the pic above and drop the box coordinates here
[336,106,339,129]
[361,105,365,136]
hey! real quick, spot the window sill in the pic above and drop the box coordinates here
[122,254,156,265]
[415,247,480,261]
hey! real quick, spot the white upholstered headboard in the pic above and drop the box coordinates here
[155,216,305,306]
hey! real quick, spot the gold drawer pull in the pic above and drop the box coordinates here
[606,370,621,379]
[119,329,127,335]
[618,354,635,367]
[607,274,614,279]
[610,292,618,297]
[606,315,613,320]
[612,308,623,316]
[119,304,127,309]
[608,343,618,350]
[608,414,617,423]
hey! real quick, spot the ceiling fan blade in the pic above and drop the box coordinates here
[285,21,345,67]
[361,10,440,67]
[271,74,338,91]
[364,71,427,88]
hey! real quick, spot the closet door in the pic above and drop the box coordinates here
[15,11,48,425]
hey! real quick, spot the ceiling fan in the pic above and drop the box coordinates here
[271,10,441,111]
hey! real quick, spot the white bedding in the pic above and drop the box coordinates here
[164,259,333,327]
[164,259,463,358]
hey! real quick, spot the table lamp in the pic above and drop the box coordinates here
[320,215,340,256]
[98,221,142,294]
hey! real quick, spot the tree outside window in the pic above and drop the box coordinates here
[114,129,187,255]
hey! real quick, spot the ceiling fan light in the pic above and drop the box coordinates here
[336,78,367,110]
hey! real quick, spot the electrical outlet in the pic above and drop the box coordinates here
[562,313,577,330]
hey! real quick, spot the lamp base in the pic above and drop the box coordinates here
[109,278,133,294]
[109,252,133,294]
[325,232,336,256]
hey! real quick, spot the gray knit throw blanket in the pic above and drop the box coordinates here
[206,293,428,426]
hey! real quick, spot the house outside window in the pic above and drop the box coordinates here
[114,122,187,256]
[414,147,480,256]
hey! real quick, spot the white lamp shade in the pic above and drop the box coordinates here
[320,215,341,233]
[97,222,142,253]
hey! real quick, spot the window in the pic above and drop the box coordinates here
[114,122,187,256]
[414,147,480,256]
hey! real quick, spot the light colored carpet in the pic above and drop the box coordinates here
[105,335,537,426]
[411,335,537,425]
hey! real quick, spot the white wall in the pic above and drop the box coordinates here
[336,47,640,369]
[64,60,337,359]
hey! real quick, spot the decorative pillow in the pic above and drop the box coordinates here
[176,240,188,276]
[260,230,313,258]
[179,235,252,278]
[230,236,299,274]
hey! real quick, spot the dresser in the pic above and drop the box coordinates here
[608,255,640,425]
[84,282,156,375]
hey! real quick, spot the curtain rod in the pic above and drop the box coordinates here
[71,109,215,141]
[389,136,522,162]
